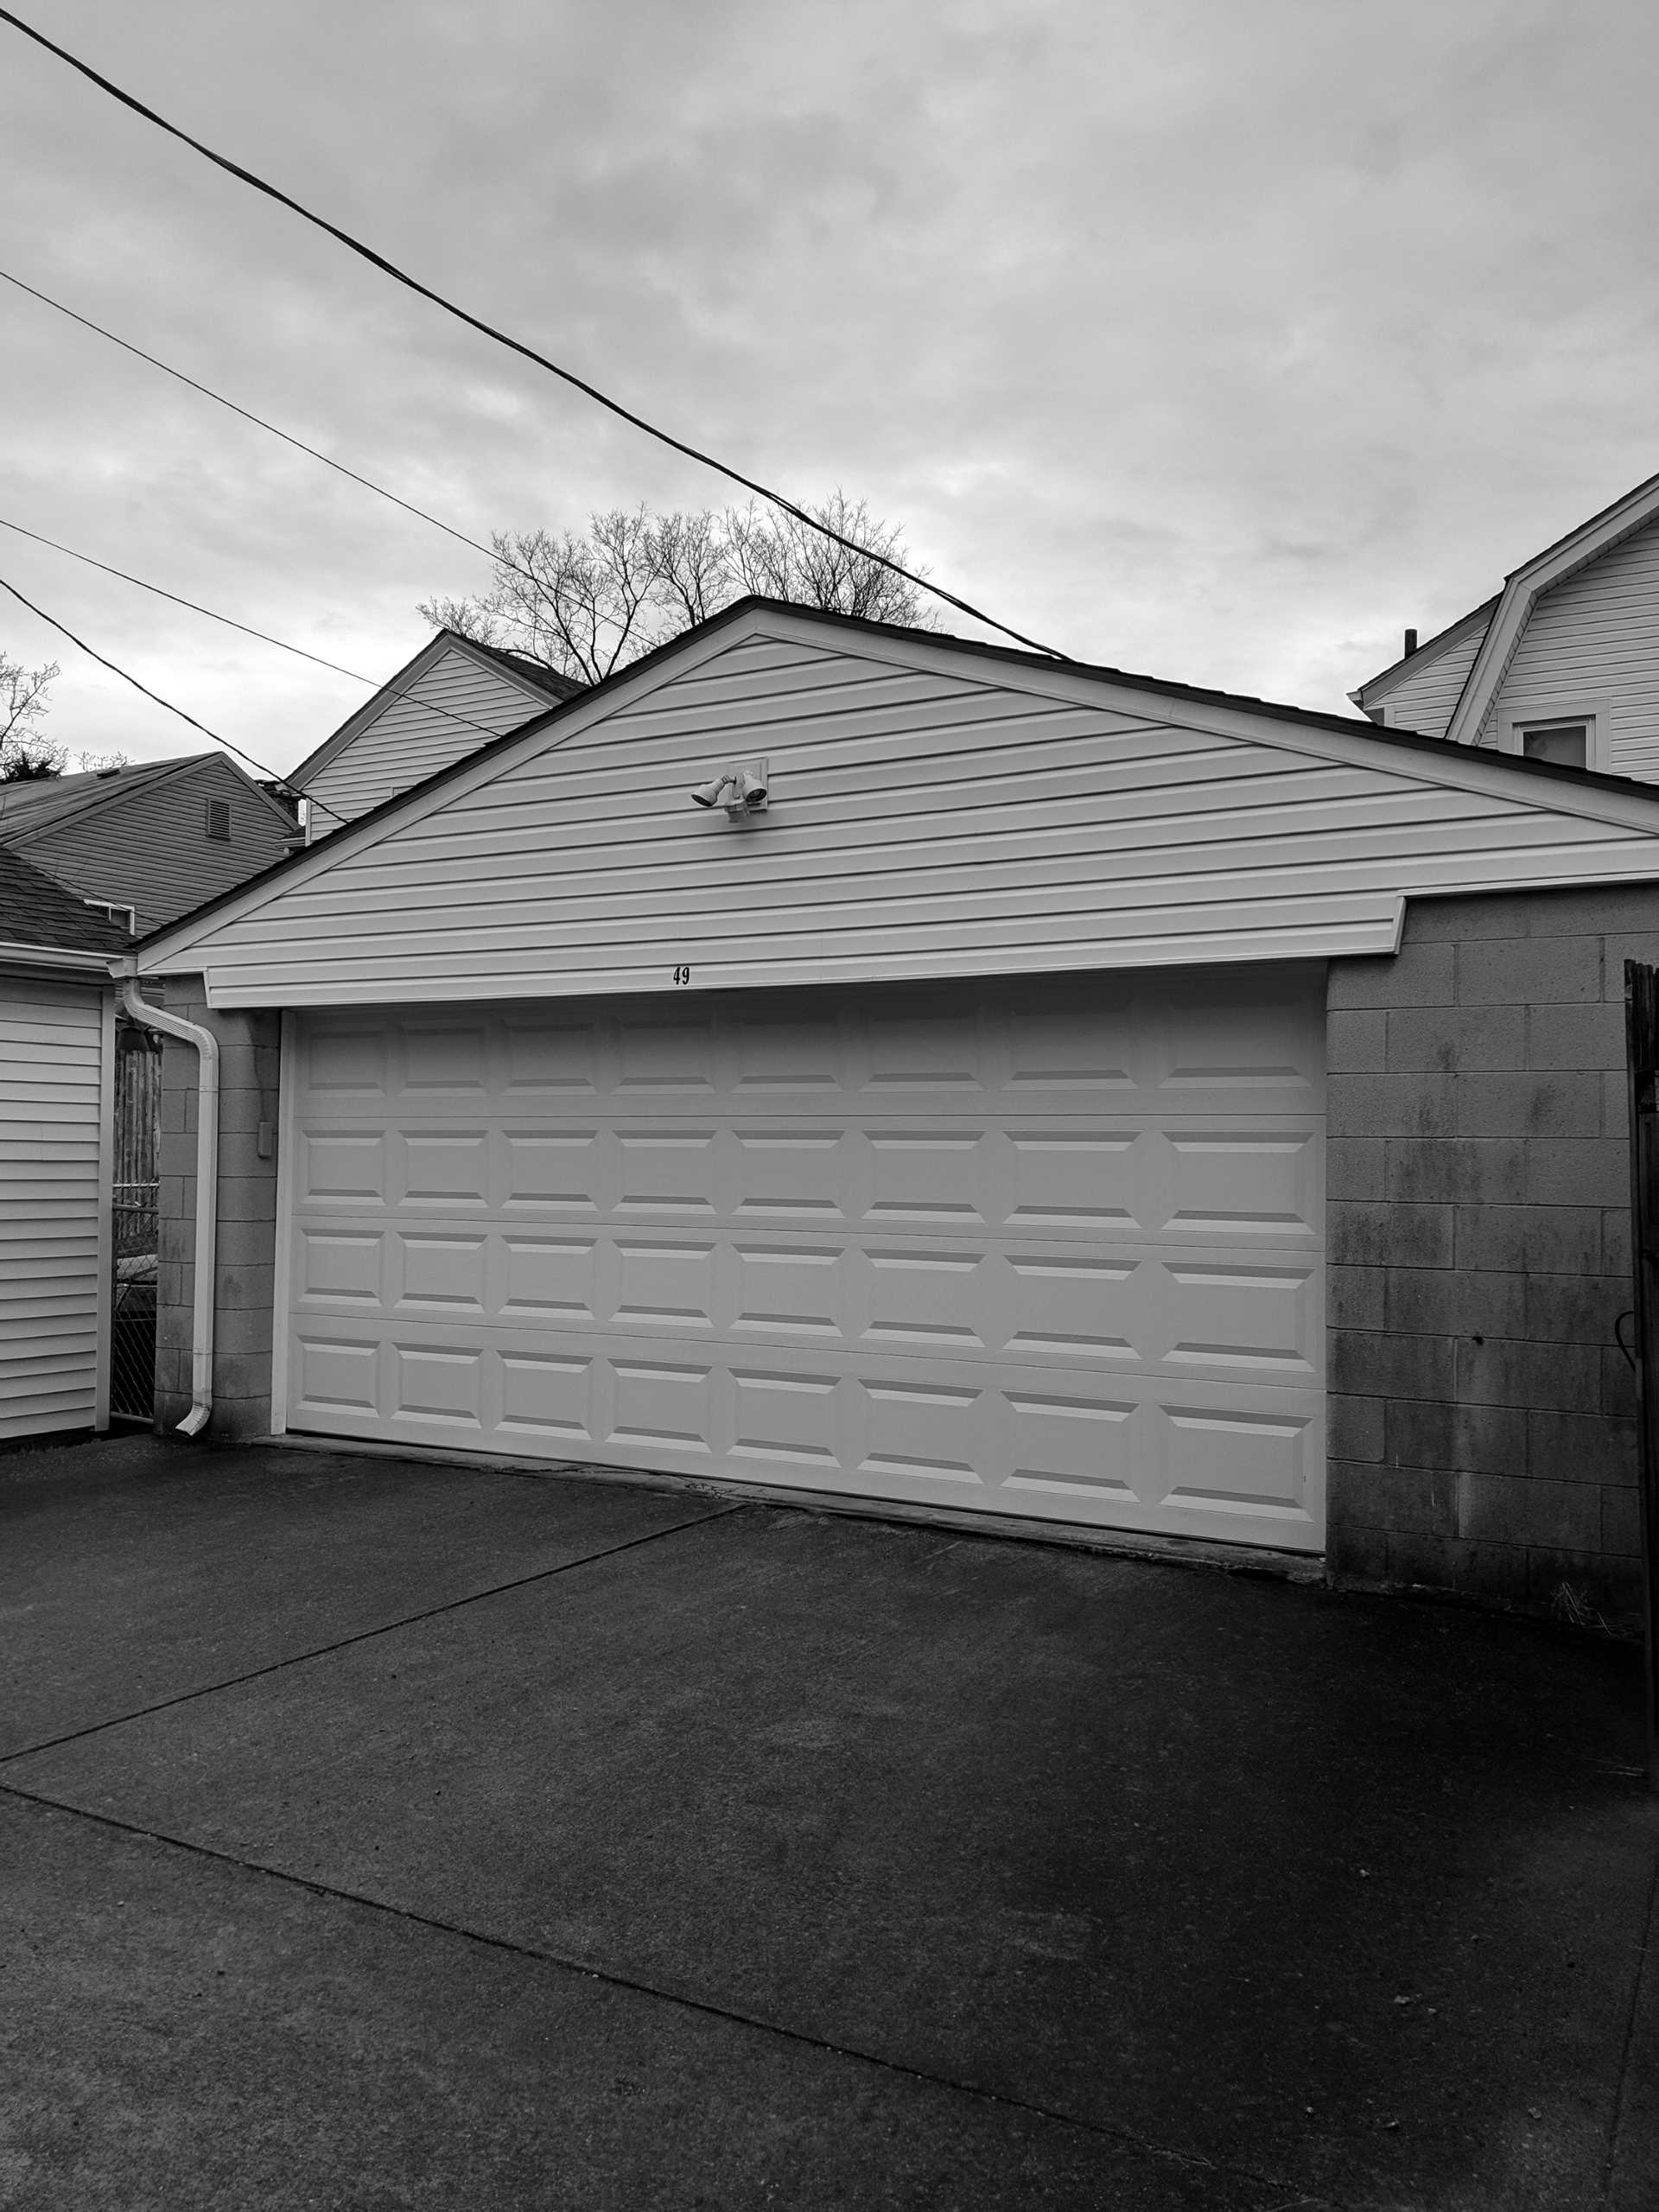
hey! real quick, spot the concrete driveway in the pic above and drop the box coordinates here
[2,1435,1656,2211]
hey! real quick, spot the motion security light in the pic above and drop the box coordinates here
[690,773,734,809]
[690,760,771,817]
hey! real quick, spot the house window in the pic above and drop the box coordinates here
[1520,720,1589,769]
[205,798,232,841]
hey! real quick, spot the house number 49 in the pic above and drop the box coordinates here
[672,964,692,986]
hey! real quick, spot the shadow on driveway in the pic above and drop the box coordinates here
[3,1433,1656,2210]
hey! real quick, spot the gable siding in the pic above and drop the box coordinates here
[0,974,108,1439]
[136,622,1659,1009]
[1479,515,1659,776]
[20,759,291,933]
[305,646,554,826]
[1376,621,1488,739]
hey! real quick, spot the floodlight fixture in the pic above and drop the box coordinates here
[690,759,771,819]
[690,772,734,809]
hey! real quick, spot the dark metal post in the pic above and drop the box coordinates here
[1621,960,1659,1790]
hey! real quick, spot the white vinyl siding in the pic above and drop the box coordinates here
[143,615,1659,1011]
[281,974,1326,1551]
[1478,516,1659,779]
[1375,618,1489,740]
[0,975,110,1439]
[305,645,555,827]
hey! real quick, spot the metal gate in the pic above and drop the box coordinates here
[110,1024,161,1421]
[1621,961,1659,1790]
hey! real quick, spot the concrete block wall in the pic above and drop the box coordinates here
[1326,884,1657,1625]
[155,976,280,1440]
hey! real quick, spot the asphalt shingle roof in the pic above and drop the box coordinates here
[0,842,130,953]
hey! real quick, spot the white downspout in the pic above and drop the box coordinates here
[118,975,219,1437]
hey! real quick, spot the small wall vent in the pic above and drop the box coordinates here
[205,798,231,842]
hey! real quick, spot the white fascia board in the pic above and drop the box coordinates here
[199,898,1408,1010]
[1445,474,1659,747]
[135,601,1659,985]
[0,939,120,975]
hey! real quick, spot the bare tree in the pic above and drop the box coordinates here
[1,650,63,779]
[419,493,934,686]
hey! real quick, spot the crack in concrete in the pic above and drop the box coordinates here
[0,1501,749,1764]
[1602,1819,1659,2205]
[2,1779,1341,2209]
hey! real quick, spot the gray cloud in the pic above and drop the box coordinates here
[2,0,1655,772]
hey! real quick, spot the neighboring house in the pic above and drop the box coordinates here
[289,628,581,836]
[126,596,1659,1623]
[1354,467,1659,776]
[0,753,297,935]
[0,844,128,1442]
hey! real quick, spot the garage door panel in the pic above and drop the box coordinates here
[290,1224,1319,1382]
[285,973,1325,1549]
[283,1315,1325,1550]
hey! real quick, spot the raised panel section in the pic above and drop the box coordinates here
[285,969,1325,1550]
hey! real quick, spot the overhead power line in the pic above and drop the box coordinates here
[0,266,509,581]
[0,5,1068,664]
[0,569,349,823]
[0,514,571,758]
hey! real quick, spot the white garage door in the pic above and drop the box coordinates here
[280,970,1325,1549]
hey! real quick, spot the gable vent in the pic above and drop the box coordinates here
[205,798,231,842]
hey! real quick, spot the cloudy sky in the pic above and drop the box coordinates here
[2,0,1656,775]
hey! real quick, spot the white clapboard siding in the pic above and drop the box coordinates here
[137,612,1659,1009]
[0,975,110,1439]
[1376,616,1490,739]
[305,645,557,825]
[1478,515,1659,778]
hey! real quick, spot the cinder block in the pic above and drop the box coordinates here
[1453,1071,1603,1139]
[211,1351,272,1403]
[1331,1201,1453,1269]
[1383,1395,1525,1477]
[1457,936,1601,1007]
[1601,1344,1638,1419]
[1527,1409,1636,1485]
[1331,1331,1454,1401]
[1404,893,1542,943]
[1601,934,1659,992]
[1525,1140,1630,1208]
[1327,1389,1384,1462]
[1327,1072,1455,1139]
[214,1174,278,1225]
[1455,1204,1599,1281]
[1456,1471,1601,1550]
[1325,1517,1390,1586]
[1456,1334,1599,1412]
[1602,1485,1642,1557]
[1387,1004,1525,1073]
[207,1396,276,1443]
[214,1302,277,1357]
[1603,1207,1631,1276]
[1384,1267,1524,1339]
[1603,1072,1630,1146]
[217,1088,276,1137]
[1329,1266,1384,1332]
[158,1131,195,1182]
[1327,1009,1388,1073]
[1524,886,1659,938]
[1526,1000,1626,1071]
[159,1084,190,1138]
[1345,1465,1458,1535]
[213,1216,278,1268]
[1522,1272,1628,1344]
[1325,1139,1387,1201]
[1386,1140,1524,1205]
[1327,943,1454,1009]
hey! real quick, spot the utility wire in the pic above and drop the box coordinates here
[0,515,372,683]
[0,570,349,823]
[0,5,1068,663]
[0,265,512,583]
[0,512,567,762]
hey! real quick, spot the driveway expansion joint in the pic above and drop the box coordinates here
[0,1501,750,1766]
[0,1777,1340,2209]
[1603,1827,1659,2205]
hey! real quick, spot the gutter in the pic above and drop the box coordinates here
[0,938,118,973]
[114,969,219,1438]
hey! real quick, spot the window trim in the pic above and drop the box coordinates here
[1496,692,1611,773]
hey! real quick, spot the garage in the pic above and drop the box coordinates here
[278,967,1325,1548]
